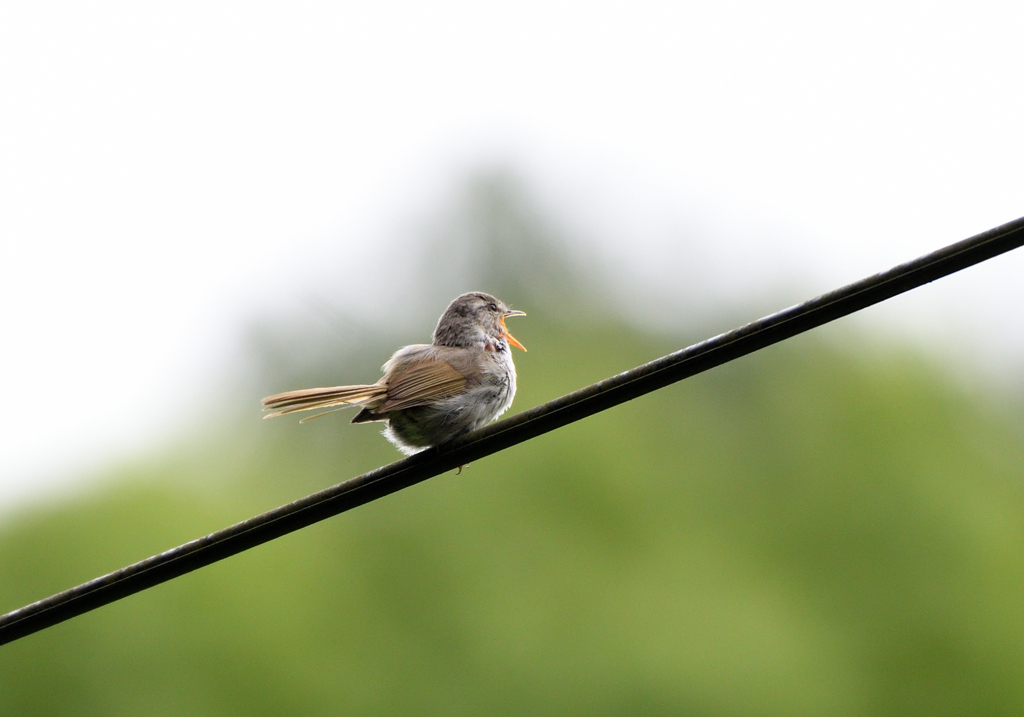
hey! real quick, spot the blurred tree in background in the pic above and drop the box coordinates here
[1,172,1023,716]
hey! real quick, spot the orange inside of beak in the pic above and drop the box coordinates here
[500,312,526,351]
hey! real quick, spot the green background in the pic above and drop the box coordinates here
[2,176,1022,716]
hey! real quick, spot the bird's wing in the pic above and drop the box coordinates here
[375,358,467,413]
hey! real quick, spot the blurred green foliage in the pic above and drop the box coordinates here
[2,174,1023,715]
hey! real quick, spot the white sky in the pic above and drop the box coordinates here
[1,1,1022,508]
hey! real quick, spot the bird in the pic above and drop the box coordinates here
[262,292,526,455]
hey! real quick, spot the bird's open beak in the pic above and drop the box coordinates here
[501,310,527,351]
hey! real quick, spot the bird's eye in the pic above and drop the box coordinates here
[487,303,498,311]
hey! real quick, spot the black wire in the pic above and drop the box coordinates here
[3,215,1023,646]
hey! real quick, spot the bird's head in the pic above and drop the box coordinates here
[433,292,526,352]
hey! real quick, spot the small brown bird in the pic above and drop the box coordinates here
[262,292,526,455]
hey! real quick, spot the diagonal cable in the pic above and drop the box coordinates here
[2,215,1023,646]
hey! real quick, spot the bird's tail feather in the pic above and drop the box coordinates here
[261,383,387,421]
